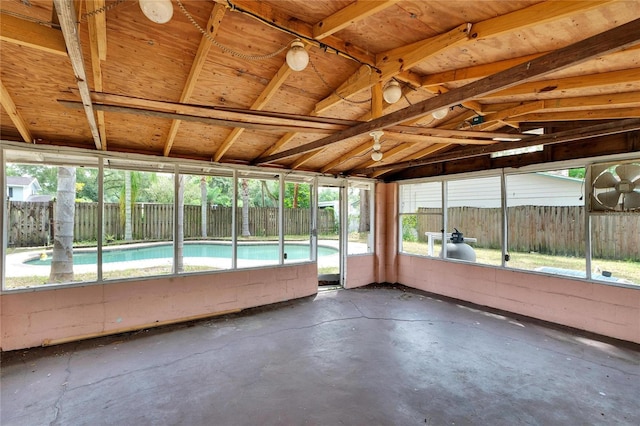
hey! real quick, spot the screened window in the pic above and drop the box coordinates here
[399,181,442,256]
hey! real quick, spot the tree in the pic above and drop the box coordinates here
[201,177,207,238]
[176,174,185,273]
[241,178,251,237]
[49,167,76,283]
[358,188,370,233]
[124,170,133,240]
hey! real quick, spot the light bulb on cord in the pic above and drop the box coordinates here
[432,107,449,120]
[372,142,381,151]
[383,80,402,104]
[139,0,173,24]
[286,40,309,71]
[371,151,383,162]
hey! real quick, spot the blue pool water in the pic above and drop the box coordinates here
[26,243,337,266]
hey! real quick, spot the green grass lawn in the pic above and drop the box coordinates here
[401,241,639,284]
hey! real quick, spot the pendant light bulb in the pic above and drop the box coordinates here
[383,80,402,104]
[372,142,381,151]
[139,0,173,24]
[371,151,383,162]
[286,40,309,71]
[432,107,449,120]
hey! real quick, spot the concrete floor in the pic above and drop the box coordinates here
[1,285,639,426]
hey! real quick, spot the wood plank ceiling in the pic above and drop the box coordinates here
[1,0,639,180]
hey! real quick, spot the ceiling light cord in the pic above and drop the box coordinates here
[81,0,128,21]
[309,59,371,104]
[225,0,380,73]
[178,0,290,60]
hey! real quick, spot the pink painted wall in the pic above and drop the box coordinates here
[346,255,376,289]
[1,264,317,351]
[396,255,640,344]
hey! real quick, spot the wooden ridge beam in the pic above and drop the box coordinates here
[255,18,640,165]
[53,0,102,150]
[352,118,640,176]
[0,12,67,56]
[164,3,226,157]
[0,80,33,142]
[313,0,400,39]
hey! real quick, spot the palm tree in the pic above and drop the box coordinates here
[49,167,76,283]
[200,176,207,238]
[241,178,251,237]
[176,174,185,273]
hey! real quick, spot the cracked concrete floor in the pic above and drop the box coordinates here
[1,285,639,426]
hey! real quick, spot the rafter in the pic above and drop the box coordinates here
[213,44,312,162]
[370,143,451,178]
[479,68,640,99]
[0,12,67,56]
[484,91,640,113]
[164,3,226,157]
[314,23,471,114]
[255,17,640,165]
[212,0,375,65]
[0,80,32,143]
[508,108,640,123]
[313,0,401,39]
[87,0,108,150]
[53,0,102,150]
[353,118,640,176]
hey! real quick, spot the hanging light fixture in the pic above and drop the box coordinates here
[432,107,449,120]
[382,80,402,104]
[370,130,384,162]
[286,39,309,71]
[139,0,174,24]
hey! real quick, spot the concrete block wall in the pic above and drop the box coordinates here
[1,263,317,351]
[396,255,640,344]
[346,255,376,289]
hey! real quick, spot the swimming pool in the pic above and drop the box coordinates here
[25,242,337,266]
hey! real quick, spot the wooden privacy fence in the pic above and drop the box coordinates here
[7,202,333,247]
[416,206,639,261]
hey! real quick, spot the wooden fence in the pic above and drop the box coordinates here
[416,206,639,261]
[7,202,332,247]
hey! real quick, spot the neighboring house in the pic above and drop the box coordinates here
[402,172,584,211]
[6,176,52,202]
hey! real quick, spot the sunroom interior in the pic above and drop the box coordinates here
[1,0,639,359]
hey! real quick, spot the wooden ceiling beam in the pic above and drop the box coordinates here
[469,0,614,40]
[255,17,640,165]
[0,12,67,56]
[313,0,401,39]
[164,3,226,157]
[213,0,375,65]
[53,0,102,150]
[320,143,371,173]
[369,143,451,178]
[314,0,613,115]
[356,118,640,176]
[0,80,33,143]
[214,44,312,162]
[87,0,108,150]
[509,107,640,123]
[479,68,640,99]
[295,82,388,170]
[314,23,471,114]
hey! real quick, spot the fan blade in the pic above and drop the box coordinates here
[594,171,618,189]
[615,164,640,182]
[623,191,640,209]
[597,189,622,208]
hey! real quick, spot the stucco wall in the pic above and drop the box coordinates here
[396,255,640,344]
[1,263,318,351]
